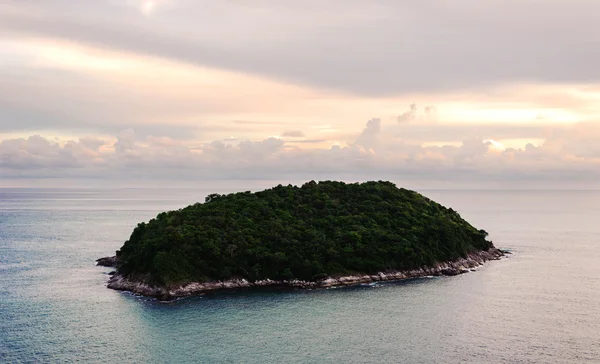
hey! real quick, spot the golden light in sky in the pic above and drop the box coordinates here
[141,0,156,16]
[484,139,506,152]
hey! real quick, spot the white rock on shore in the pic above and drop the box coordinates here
[104,247,505,300]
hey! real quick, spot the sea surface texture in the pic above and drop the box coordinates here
[1,187,599,363]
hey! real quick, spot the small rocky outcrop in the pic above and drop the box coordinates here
[96,256,119,267]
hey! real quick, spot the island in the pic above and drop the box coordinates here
[98,181,504,300]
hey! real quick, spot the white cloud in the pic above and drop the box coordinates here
[282,130,305,138]
[2,120,600,186]
[354,118,381,149]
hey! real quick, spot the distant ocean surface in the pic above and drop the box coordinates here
[2,187,600,363]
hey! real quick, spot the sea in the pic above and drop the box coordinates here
[1,186,599,363]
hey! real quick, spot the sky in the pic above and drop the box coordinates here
[1,1,600,188]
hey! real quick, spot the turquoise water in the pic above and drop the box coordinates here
[2,188,600,363]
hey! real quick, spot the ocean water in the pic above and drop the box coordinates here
[1,187,599,363]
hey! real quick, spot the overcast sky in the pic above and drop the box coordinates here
[1,1,600,188]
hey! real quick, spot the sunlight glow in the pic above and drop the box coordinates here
[484,139,506,152]
[141,0,156,16]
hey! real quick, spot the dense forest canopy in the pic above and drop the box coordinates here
[115,181,492,286]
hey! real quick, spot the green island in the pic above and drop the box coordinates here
[98,181,504,300]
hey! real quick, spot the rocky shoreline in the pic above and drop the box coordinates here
[96,256,119,267]
[98,248,505,301]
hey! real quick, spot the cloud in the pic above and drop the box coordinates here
[282,130,305,138]
[0,135,105,171]
[456,137,492,163]
[1,34,599,148]
[3,120,600,185]
[354,118,381,149]
[2,1,600,96]
[79,136,105,151]
[397,104,439,124]
[424,106,439,121]
[114,128,137,155]
[2,2,600,187]
[398,104,418,123]
[285,139,326,144]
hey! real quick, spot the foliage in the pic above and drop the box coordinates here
[115,181,492,286]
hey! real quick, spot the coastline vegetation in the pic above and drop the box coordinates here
[115,181,493,286]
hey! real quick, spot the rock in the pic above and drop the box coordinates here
[98,247,507,300]
[440,268,460,276]
[96,256,118,267]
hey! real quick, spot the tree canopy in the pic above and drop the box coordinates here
[115,181,492,286]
